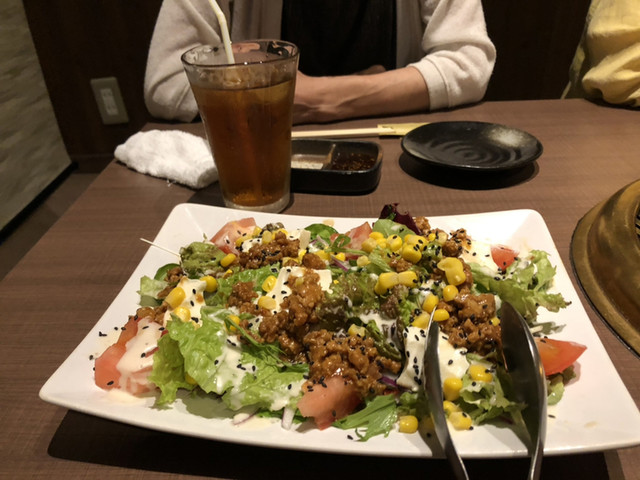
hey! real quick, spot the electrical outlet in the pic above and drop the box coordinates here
[90,77,129,125]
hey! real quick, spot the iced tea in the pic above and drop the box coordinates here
[182,41,298,212]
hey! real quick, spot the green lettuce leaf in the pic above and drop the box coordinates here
[138,276,168,307]
[332,394,398,441]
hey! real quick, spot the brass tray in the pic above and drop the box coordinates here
[571,179,640,355]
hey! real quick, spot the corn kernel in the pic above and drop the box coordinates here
[333,252,346,262]
[235,233,250,247]
[348,324,367,337]
[315,250,330,261]
[490,316,500,326]
[258,296,277,311]
[449,411,473,430]
[427,232,437,242]
[469,364,493,383]
[199,275,218,293]
[398,415,419,434]
[442,284,459,302]
[356,256,370,267]
[387,235,403,252]
[376,238,388,249]
[398,270,419,287]
[443,377,463,401]
[165,286,186,309]
[412,312,430,329]
[422,294,439,313]
[220,253,237,268]
[261,275,277,292]
[369,231,384,240]
[437,257,466,286]
[173,306,191,322]
[401,244,422,264]
[227,314,240,333]
[252,226,262,236]
[443,400,460,416]
[361,238,377,253]
[261,230,273,244]
[433,308,450,322]
[375,272,399,294]
[436,231,448,245]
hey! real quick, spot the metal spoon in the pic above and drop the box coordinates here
[500,301,547,480]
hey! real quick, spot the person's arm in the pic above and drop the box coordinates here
[410,0,496,110]
[144,0,227,122]
[293,67,429,124]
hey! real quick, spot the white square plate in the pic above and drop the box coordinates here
[40,204,640,458]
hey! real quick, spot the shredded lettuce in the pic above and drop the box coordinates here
[470,249,570,323]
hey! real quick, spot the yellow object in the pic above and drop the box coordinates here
[261,230,273,244]
[398,415,419,433]
[442,285,459,302]
[490,316,500,326]
[258,296,277,311]
[397,270,419,287]
[356,256,370,267]
[401,244,422,263]
[361,238,377,253]
[433,308,450,322]
[443,377,463,401]
[227,314,240,333]
[315,250,330,261]
[443,400,460,416]
[220,253,237,268]
[564,0,640,107]
[261,275,277,292]
[173,306,191,322]
[200,275,218,292]
[369,231,384,240]
[165,286,186,309]
[348,324,367,337]
[185,373,198,385]
[469,364,493,383]
[387,234,403,252]
[437,257,466,286]
[422,294,439,313]
[333,252,346,262]
[412,312,430,329]
[375,272,399,294]
[449,411,473,430]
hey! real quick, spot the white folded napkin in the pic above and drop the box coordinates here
[114,130,218,189]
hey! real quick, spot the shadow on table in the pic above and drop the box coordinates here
[48,411,610,479]
[399,153,538,190]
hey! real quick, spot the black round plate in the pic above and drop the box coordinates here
[401,121,543,171]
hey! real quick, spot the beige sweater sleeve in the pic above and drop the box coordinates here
[408,0,496,110]
[144,0,227,122]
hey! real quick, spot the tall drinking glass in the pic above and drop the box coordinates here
[182,40,299,212]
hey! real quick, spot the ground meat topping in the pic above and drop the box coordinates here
[438,290,500,355]
[238,231,300,269]
[303,329,401,398]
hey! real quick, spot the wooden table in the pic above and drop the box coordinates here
[1,99,638,479]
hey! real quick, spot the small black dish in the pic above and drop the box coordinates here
[291,139,382,194]
[401,121,543,172]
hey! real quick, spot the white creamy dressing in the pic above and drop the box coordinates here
[116,316,164,388]
[460,238,495,271]
[396,326,469,391]
[162,277,207,325]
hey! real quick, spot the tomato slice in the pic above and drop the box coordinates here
[210,218,257,254]
[535,337,587,376]
[344,222,373,250]
[491,245,519,270]
[297,376,362,429]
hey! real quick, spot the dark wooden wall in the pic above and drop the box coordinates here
[23,0,590,170]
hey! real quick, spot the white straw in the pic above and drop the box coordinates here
[207,0,235,63]
[140,238,180,258]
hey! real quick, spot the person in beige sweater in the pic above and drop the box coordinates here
[144,0,496,124]
[564,0,640,108]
